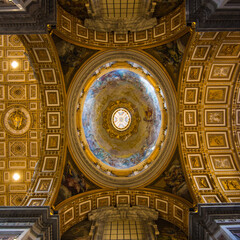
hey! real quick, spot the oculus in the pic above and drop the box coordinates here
[112,108,131,131]
[3,106,31,135]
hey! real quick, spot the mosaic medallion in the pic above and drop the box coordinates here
[3,106,31,135]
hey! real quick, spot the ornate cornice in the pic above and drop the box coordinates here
[0,0,56,34]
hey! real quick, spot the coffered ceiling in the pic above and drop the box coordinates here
[0,1,239,237]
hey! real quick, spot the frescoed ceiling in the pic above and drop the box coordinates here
[67,50,177,188]
[81,69,162,170]
[0,0,239,238]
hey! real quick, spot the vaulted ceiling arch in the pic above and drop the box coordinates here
[18,34,67,206]
[179,31,240,203]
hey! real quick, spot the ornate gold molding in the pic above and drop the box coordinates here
[19,34,67,207]
[54,3,188,49]
[55,188,192,236]
[178,31,240,204]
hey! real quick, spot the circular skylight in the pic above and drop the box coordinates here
[112,108,131,131]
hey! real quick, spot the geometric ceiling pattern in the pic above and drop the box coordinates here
[0,35,43,206]
[100,0,143,19]
[179,31,240,204]
[0,34,67,207]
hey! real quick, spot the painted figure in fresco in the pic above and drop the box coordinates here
[64,168,87,194]
[58,162,89,202]
[154,40,184,72]
[152,156,192,202]
[164,164,187,196]
[144,107,153,122]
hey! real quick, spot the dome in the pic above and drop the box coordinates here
[81,68,162,170]
[67,50,177,187]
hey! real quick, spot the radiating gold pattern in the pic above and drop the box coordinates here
[102,98,140,140]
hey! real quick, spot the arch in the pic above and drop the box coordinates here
[179,31,240,203]
[19,34,67,206]
[55,188,192,236]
